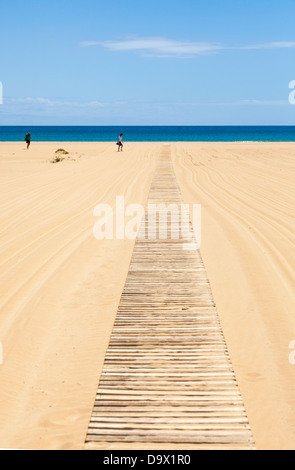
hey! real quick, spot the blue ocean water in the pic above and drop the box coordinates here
[0,126,295,142]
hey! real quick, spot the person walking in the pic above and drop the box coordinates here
[24,132,32,149]
[117,133,124,152]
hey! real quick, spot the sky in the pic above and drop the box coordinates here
[1,0,295,125]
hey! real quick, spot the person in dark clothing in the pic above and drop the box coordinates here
[24,132,32,149]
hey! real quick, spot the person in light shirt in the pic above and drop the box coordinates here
[117,133,124,152]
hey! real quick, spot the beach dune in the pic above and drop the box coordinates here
[0,142,295,450]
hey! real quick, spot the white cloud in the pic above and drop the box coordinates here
[237,41,295,50]
[11,97,107,108]
[237,99,287,105]
[81,37,295,58]
[8,97,288,110]
[168,99,288,107]
[80,38,224,57]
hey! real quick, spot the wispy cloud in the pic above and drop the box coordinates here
[80,38,224,58]
[80,37,295,58]
[1,96,289,126]
[12,97,107,108]
[237,41,295,50]
[9,97,288,109]
[2,98,128,119]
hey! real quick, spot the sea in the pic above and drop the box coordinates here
[1,126,295,142]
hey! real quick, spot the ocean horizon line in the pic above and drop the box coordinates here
[1,125,295,142]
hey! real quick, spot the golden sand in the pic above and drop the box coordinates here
[0,142,294,450]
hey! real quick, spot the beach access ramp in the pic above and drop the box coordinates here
[85,146,255,450]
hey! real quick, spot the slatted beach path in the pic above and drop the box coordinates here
[85,146,255,450]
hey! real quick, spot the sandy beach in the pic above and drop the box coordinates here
[0,141,295,450]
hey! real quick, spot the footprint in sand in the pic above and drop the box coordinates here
[245,372,266,382]
[39,410,81,428]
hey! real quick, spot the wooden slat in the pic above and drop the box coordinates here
[85,147,255,450]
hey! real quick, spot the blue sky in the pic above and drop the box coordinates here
[1,0,295,125]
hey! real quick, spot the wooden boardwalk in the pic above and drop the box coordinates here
[85,146,255,450]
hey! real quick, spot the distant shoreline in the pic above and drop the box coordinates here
[2,140,295,143]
